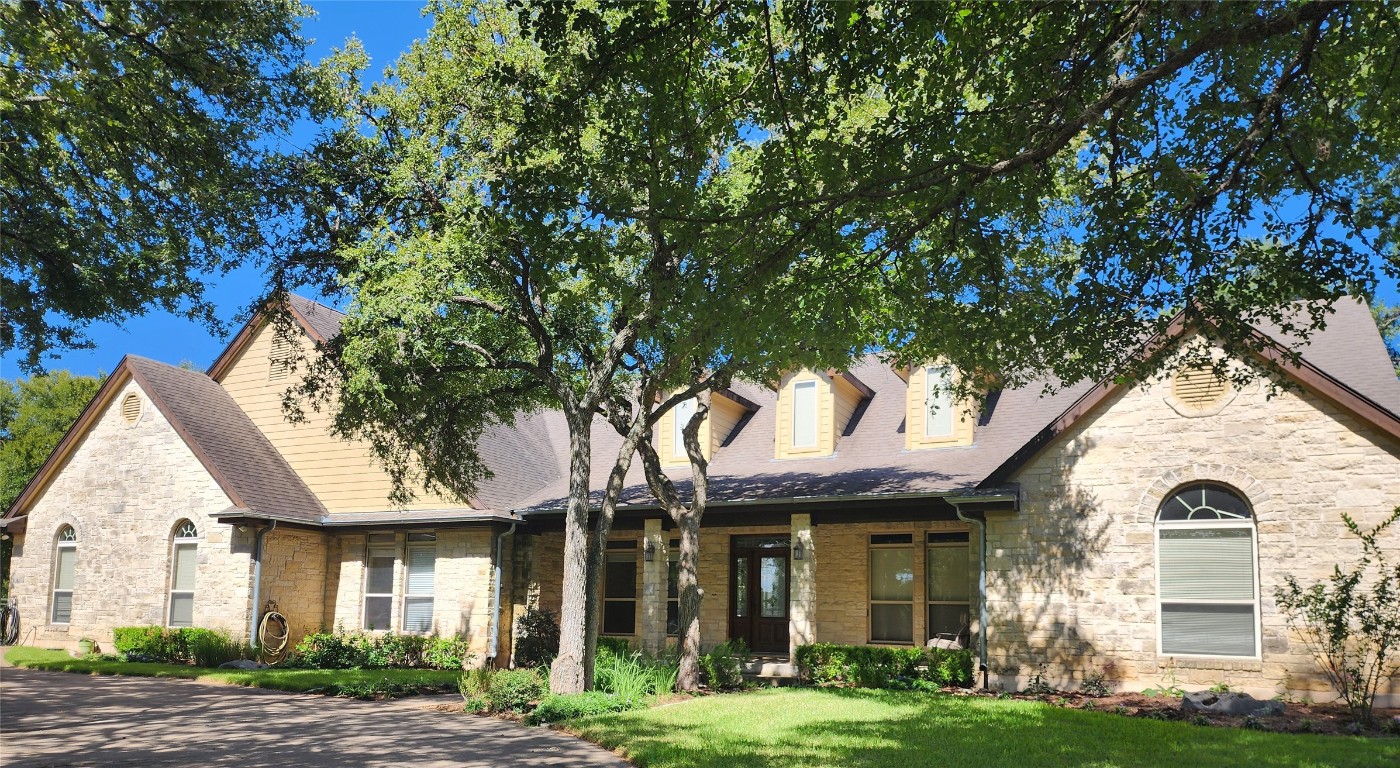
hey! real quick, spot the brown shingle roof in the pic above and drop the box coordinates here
[127,356,326,522]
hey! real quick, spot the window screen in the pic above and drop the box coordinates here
[870,542,914,643]
[603,549,637,635]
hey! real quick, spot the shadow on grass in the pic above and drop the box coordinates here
[568,688,1395,768]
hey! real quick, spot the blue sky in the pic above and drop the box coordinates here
[4,2,1397,380]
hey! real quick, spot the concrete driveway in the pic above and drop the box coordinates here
[0,667,630,767]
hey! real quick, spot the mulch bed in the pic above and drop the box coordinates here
[943,687,1399,737]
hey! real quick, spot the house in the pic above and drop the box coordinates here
[4,295,1398,702]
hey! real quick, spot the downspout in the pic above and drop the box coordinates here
[248,520,277,648]
[487,522,517,666]
[952,505,990,690]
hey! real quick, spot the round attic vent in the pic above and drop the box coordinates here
[1172,365,1228,410]
[120,392,142,423]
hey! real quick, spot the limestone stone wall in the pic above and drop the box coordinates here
[322,528,505,667]
[258,527,329,646]
[999,361,1400,701]
[7,380,253,650]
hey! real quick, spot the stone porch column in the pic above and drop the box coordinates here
[789,513,815,656]
[640,518,668,653]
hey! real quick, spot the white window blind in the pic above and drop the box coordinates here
[673,398,696,457]
[52,544,76,624]
[924,367,954,437]
[792,380,818,448]
[403,544,435,633]
[169,541,197,628]
[1156,508,1258,658]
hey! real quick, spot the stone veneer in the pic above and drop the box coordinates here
[7,380,254,650]
[998,357,1400,701]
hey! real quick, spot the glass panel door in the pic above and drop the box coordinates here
[759,557,786,618]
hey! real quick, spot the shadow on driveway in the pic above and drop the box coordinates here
[0,666,628,767]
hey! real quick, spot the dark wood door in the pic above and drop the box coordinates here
[728,545,790,653]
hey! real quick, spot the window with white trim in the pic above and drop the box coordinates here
[1156,483,1259,658]
[673,398,696,458]
[403,533,436,633]
[869,533,914,643]
[168,520,198,628]
[792,380,818,448]
[51,525,77,624]
[924,366,954,437]
[603,541,637,636]
[364,533,395,630]
[926,532,971,644]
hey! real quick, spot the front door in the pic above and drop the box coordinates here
[728,537,790,653]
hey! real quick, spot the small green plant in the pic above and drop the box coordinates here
[1081,700,1097,710]
[1274,507,1400,726]
[1192,714,1211,727]
[1023,666,1055,695]
[526,691,643,725]
[699,639,745,690]
[1078,666,1111,697]
[1296,718,1315,733]
[513,607,560,669]
[1244,714,1265,731]
[1142,663,1185,698]
[1208,681,1233,693]
[1112,705,1130,716]
[996,691,1012,700]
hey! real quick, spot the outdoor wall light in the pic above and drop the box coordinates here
[793,541,805,560]
[644,540,655,562]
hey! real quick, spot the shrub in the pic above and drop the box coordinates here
[291,630,473,670]
[597,636,632,655]
[111,626,246,666]
[1274,507,1400,725]
[1078,669,1111,698]
[794,643,924,687]
[699,639,745,690]
[487,667,547,713]
[926,647,975,688]
[526,691,643,725]
[514,607,560,668]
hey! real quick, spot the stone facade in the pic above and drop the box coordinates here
[997,361,1400,701]
[7,380,254,650]
[258,527,329,644]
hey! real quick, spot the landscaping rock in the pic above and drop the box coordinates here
[1180,691,1284,717]
[217,660,268,670]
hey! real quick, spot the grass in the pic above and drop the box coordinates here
[561,687,1397,768]
[4,646,461,697]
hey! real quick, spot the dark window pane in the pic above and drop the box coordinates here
[871,604,913,643]
[666,601,679,636]
[927,532,970,544]
[871,533,913,545]
[733,536,789,549]
[603,600,635,635]
[1159,483,1252,521]
[928,604,969,642]
[364,595,391,630]
[667,557,679,600]
[734,557,749,618]
[605,556,637,598]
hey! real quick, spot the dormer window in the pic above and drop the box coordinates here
[924,366,954,438]
[673,397,697,458]
[905,364,976,450]
[792,381,818,448]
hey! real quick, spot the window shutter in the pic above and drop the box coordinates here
[406,546,435,595]
[54,547,76,589]
[792,381,818,447]
[1158,528,1254,601]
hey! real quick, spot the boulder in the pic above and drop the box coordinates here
[1180,691,1284,717]
[217,659,268,670]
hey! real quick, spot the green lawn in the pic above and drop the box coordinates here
[3,646,461,697]
[562,687,1395,768]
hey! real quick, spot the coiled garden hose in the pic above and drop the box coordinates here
[0,601,19,646]
[257,602,290,666]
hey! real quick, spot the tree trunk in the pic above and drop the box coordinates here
[584,415,646,685]
[549,412,593,694]
[674,508,703,691]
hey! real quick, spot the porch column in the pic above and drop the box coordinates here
[789,513,815,655]
[640,518,668,653]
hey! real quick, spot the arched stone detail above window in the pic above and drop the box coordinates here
[1136,465,1271,525]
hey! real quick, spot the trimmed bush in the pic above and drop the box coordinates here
[700,639,745,690]
[514,607,560,668]
[794,643,925,687]
[111,626,247,666]
[487,667,547,712]
[597,636,632,655]
[926,648,975,688]
[291,630,471,670]
[526,691,643,725]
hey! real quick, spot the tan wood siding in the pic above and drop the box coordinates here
[774,370,836,459]
[216,321,462,513]
[904,364,977,450]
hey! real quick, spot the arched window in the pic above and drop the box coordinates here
[51,525,77,624]
[168,520,198,628]
[1156,483,1259,658]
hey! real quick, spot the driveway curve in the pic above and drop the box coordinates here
[0,667,629,767]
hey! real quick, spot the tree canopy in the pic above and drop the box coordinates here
[1,0,323,370]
